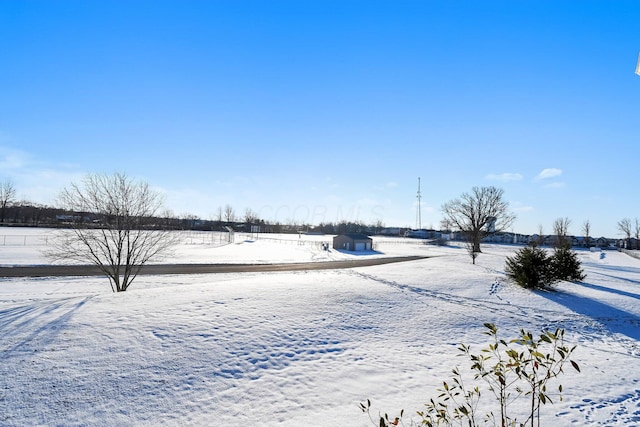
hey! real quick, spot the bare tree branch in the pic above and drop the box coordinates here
[441,186,515,257]
[224,204,235,223]
[44,173,177,292]
[618,218,632,249]
[0,180,17,223]
[553,217,571,248]
[582,220,591,248]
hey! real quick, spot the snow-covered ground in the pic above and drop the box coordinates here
[1,228,639,426]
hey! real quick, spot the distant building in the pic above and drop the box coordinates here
[405,229,438,239]
[333,233,373,251]
[379,227,402,236]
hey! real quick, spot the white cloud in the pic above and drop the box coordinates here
[0,145,85,204]
[485,172,523,182]
[545,182,566,189]
[373,181,398,191]
[13,169,84,205]
[535,168,563,180]
[510,201,534,213]
[0,146,29,170]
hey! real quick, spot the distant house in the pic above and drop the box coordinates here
[333,233,373,251]
[379,227,402,236]
[405,229,438,239]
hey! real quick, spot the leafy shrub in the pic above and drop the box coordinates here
[361,324,580,427]
[504,246,554,289]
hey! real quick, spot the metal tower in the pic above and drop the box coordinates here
[416,177,422,230]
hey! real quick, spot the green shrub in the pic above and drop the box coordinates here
[505,246,586,290]
[361,324,580,427]
[551,246,586,282]
[504,246,554,289]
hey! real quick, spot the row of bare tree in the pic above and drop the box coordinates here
[0,174,635,290]
[616,218,640,249]
[1,179,382,234]
[1,174,390,292]
[439,187,625,264]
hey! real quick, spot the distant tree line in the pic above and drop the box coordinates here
[617,217,640,250]
[1,178,638,249]
[0,179,388,234]
[0,200,390,235]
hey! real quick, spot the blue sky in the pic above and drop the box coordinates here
[1,1,638,237]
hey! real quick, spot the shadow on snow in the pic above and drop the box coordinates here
[538,284,640,341]
[333,249,384,257]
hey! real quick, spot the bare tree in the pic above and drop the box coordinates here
[536,224,545,246]
[181,213,200,229]
[465,236,480,264]
[224,204,235,223]
[553,217,571,248]
[244,208,259,224]
[441,186,515,256]
[582,220,591,248]
[0,180,16,224]
[439,218,453,232]
[160,208,176,229]
[44,173,177,292]
[635,218,640,250]
[618,218,632,249]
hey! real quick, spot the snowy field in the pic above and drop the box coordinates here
[1,228,639,426]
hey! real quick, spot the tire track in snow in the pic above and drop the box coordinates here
[350,270,554,323]
[349,270,640,354]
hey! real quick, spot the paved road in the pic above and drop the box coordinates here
[0,255,429,278]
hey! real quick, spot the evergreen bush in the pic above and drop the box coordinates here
[551,246,586,282]
[504,246,554,289]
[505,246,586,290]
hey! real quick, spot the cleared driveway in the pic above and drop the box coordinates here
[0,255,428,278]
